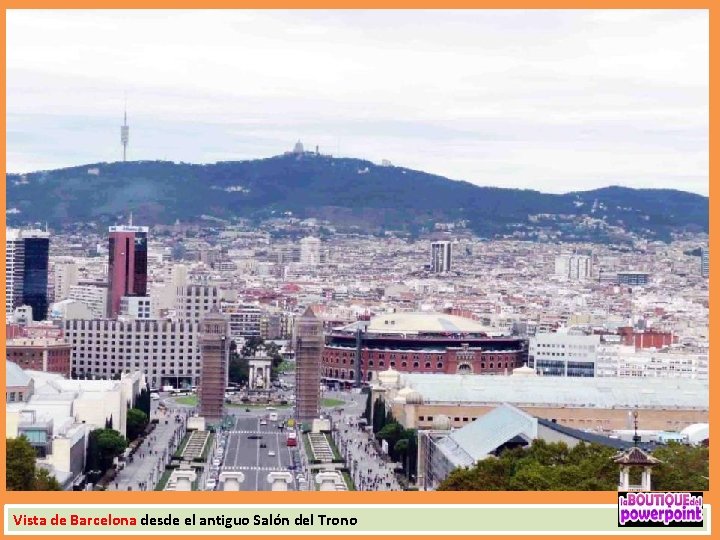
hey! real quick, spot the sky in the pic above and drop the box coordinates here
[6,9,709,195]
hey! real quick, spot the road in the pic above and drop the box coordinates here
[221,414,301,491]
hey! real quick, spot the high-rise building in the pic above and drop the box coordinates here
[430,241,452,273]
[294,307,323,423]
[107,225,148,318]
[6,228,50,320]
[198,308,230,424]
[52,259,79,303]
[554,254,592,280]
[299,236,321,266]
[63,318,199,388]
[68,284,108,319]
[6,229,25,316]
[176,284,219,322]
[701,247,709,278]
[223,303,263,343]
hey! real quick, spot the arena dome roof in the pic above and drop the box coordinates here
[342,312,490,335]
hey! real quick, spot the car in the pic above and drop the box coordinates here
[212,459,221,467]
[247,435,262,440]
[260,443,267,448]
[287,464,296,470]
[268,451,276,457]
[206,479,217,490]
[245,408,251,412]
[260,420,267,426]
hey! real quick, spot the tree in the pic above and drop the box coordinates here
[135,384,151,418]
[6,436,37,490]
[86,429,127,473]
[652,443,709,491]
[394,439,409,469]
[439,441,621,491]
[229,355,249,384]
[377,423,404,459]
[372,397,386,434]
[361,394,372,421]
[6,436,61,491]
[126,408,149,442]
[34,468,61,490]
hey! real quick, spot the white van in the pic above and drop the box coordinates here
[150,392,160,401]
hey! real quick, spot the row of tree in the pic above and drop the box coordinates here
[369,396,418,480]
[438,439,709,491]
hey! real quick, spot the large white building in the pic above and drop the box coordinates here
[529,332,600,377]
[63,318,200,389]
[6,228,25,315]
[68,284,108,319]
[51,259,79,303]
[299,236,321,266]
[6,361,145,489]
[176,284,219,322]
[595,344,708,379]
[119,296,154,320]
[701,247,709,278]
[223,303,263,343]
[554,254,593,280]
[430,241,452,273]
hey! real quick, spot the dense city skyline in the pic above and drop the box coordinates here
[7,9,709,194]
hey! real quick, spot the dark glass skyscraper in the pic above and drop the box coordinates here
[22,233,50,321]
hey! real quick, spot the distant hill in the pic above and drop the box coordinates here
[6,154,708,241]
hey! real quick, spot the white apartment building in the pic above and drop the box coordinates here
[300,236,321,266]
[529,332,600,377]
[176,284,219,322]
[222,303,262,343]
[430,241,452,273]
[68,284,108,319]
[52,259,79,303]
[63,319,200,389]
[596,344,708,379]
[119,296,153,320]
[554,254,593,280]
[6,228,25,315]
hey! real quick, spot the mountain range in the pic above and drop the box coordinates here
[6,153,708,241]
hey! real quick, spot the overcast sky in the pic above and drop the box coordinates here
[6,9,709,195]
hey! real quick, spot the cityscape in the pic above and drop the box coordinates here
[5,10,709,493]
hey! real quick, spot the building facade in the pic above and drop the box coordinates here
[323,312,526,384]
[198,309,230,424]
[63,318,200,388]
[554,254,592,280]
[6,337,72,376]
[295,307,323,422]
[107,225,148,318]
[528,332,599,377]
[68,284,108,319]
[176,284,219,322]
[6,228,50,320]
[430,241,452,273]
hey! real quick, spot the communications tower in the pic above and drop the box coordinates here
[121,101,129,161]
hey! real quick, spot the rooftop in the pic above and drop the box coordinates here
[340,311,490,335]
[398,373,708,409]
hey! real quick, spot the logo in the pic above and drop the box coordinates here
[618,492,703,527]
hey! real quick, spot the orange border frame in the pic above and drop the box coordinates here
[0,3,715,539]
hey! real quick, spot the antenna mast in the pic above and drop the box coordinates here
[121,94,129,162]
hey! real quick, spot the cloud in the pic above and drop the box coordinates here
[6,9,709,195]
